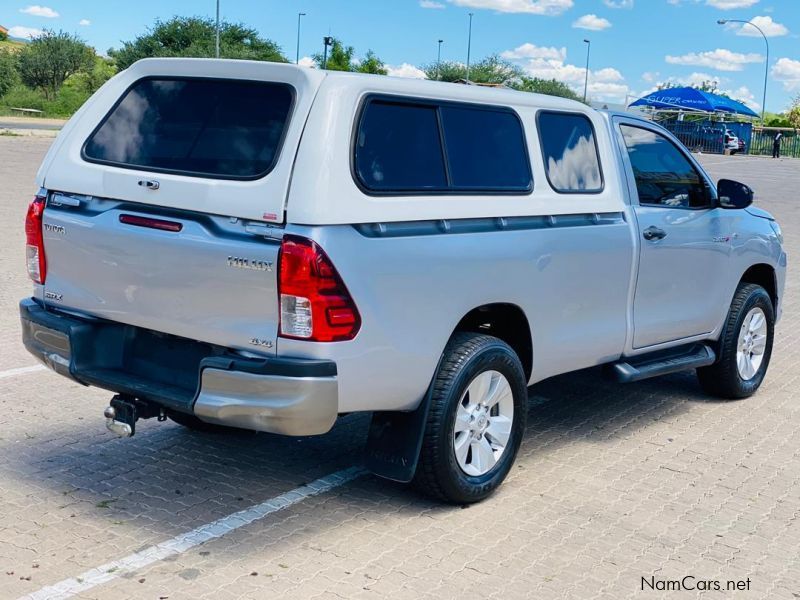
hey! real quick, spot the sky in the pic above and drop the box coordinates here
[1,0,799,112]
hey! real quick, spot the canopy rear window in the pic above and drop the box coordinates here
[83,77,294,180]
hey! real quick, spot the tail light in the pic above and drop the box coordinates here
[25,193,47,284]
[278,235,360,342]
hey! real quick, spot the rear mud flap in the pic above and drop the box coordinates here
[364,354,443,483]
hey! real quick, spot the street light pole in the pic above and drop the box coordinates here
[582,39,591,103]
[465,13,473,82]
[718,19,769,122]
[296,12,306,64]
[436,39,444,80]
[215,0,220,58]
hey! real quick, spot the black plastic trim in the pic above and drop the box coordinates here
[610,343,716,383]
[353,211,626,238]
[19,299,336,412]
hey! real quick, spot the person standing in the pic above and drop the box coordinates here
[773,131,783,158]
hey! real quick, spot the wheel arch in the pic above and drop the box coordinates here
[452,303,533,383]
[740,263,777,308]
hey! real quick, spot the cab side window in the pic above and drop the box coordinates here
[538,112,603,193]
[620,125,710,209]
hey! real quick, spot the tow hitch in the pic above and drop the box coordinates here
[104,394,166,437]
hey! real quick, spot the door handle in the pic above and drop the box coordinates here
[642,226,667,241]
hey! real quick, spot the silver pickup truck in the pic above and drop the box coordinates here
[21,59,786,503]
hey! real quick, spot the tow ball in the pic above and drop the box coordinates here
[104,394,166,437]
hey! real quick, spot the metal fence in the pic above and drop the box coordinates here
[650,112,799,158]
[660,119,726,154]
[749,128,800,158]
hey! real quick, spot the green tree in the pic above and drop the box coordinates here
[110,17,287,70]
[512,76,581,101]
[0,50,19,98]
[65,56,117,95]
[312,38,387,74]
[313,38,355,71]
[17,30,94,99]
[422,55,521,85]
[357,50,388,75]
[0,29,8,42]
[788,96,800,129]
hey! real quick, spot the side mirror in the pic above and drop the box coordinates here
[717,179,753,209]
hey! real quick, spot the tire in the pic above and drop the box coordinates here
[697,283,774,399]
[414,333,527,504]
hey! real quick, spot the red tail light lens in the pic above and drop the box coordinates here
[278,235,361,342]
[25,194,46,284]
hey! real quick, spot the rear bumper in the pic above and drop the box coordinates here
[19,298,338,435]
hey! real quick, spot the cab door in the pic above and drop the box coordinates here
[615,120,734,349]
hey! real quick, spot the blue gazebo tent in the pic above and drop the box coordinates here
[629,87,758,119]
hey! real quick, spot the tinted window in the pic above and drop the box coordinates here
[440,106,531,190]
[84,78,294,179]
[355,101,447,191]
[620,125,709,208]
[354,97,531,193]
[538,112,603,193]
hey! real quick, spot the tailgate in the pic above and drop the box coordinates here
[42,193,281,355]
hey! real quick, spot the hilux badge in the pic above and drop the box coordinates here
[227,256,273,272]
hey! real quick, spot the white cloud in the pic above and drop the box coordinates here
[723,85,759,110]
[19,5,59,18]
[420,0,446,7]
[78,18,91,26]
[500,43,566,61]
[448,0,573,16]
[593,67,624,82]
[603,0,633,7]
[641,71,659,83]
[503,43,630,102]
[8,25,44,39]
[588,82,630,101]
[728,16,788,38]
[298,56,316,69]
[665,48,763,71]
[771,57,800,91]
[706,0,758,9]
[386,63,428,79]
[572,14,612,31]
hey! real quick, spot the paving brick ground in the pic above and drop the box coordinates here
[0,137,797,600]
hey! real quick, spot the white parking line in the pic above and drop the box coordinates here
[19,466,365,600]
[0,365,47,380]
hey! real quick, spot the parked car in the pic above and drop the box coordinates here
[725,129,743,154]
[21,59,787,503]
